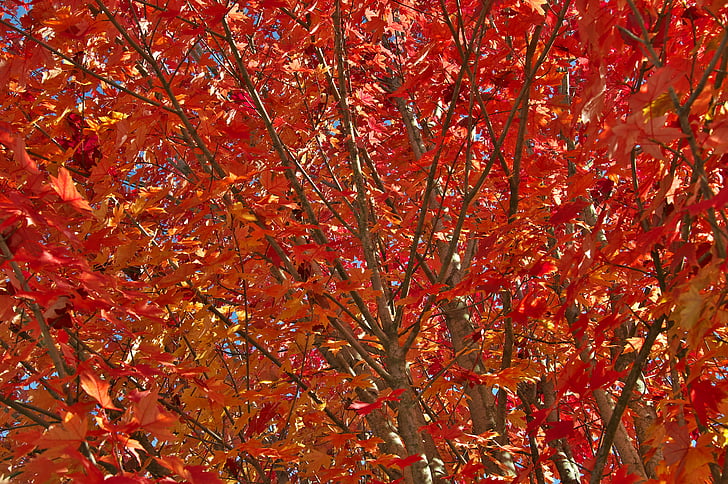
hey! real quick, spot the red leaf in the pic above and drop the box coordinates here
[543,420,574,443]
[349,389,406,415]
[0,121,40,175]
[526,408,550,436]
[685,186,728,216]
[527,259,558,277]
[382,388,406,401]
[607,465,643,484]
[229,90,257,115]
[156,457,223,484]
[184,465,225,484]
[589,360,623,390]
[388,454,423,470]
[47,311,73,329]
[202,3,230,22]
[348,400,382,416]
[690,377,726,425]
[246,402,279,437]
[550,200,589,225]
[39,413,87,448]
[589,178,614,205]
[458,459,485,480]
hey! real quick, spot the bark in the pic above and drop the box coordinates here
[390,69,515,478]
[613,321,662,478]
[444,296,514,476]
[592,389,647,479]
[317,343,405,481]
[628,398,662,478]
[319,326,445,482]
[569,305,647,481]
[386,345,446,484]
[540,379,581,484]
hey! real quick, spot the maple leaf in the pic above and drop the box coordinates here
[549,199,589,225]
[2,0,727,482]
[607,466,642,484]
[524,0,547,15]
[245,402,279,437]
[38,412,87,448]
[589,178,614,205]
[49,167,92,212]
[157,456,224,484]
[386,454,423,470]
[128,390,177,440]
[685,185,728,215]
[349,389,406,416]
[543,420,574,443]
[79,371,121,410]
[0,121,40,176]
[689,377,726,425]
[676,283,704,331]
[457,459,485,480]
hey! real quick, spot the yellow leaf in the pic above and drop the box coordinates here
[642,92,673,119]
[97,111,129,127]
[231,203,257,221]
[510,409,527,429]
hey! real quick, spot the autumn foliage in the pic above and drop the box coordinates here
[1,0,728,482]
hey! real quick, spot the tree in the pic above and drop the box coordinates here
[0,0,727,482]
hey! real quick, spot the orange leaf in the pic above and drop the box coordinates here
[79,371,121,410]
[39,412,87,448]
[49,167,92,212]
[0,121,40,175]
[156,456,224,484]
[130,389,177,440]
[525,0,547,15]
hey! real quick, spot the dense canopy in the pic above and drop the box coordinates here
[1,0,728,482]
